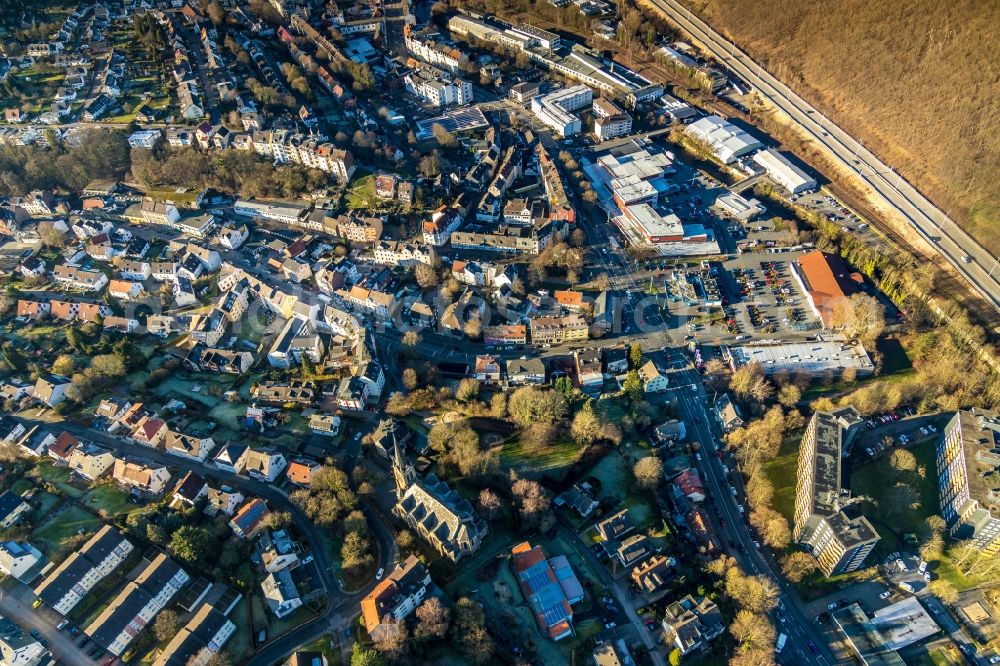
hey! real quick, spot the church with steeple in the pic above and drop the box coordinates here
[391,435,487,563]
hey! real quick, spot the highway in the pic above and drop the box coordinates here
[644,0,1000,313]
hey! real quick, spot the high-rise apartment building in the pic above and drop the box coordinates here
[936,409,1000,555]
[794,407,880,576]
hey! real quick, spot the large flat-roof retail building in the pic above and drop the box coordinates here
[723,339,875,377]
[791,250,864,328]
[685,115,763,164]
[753,148,817,194]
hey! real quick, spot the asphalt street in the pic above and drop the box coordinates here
[645,0,1000,312]
[0,587,93,665]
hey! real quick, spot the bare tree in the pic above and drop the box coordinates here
[780,552,818,583]
[730,610,776,652]
[415,596,451,640]
[477,489,501,520]
[633,456,663,489]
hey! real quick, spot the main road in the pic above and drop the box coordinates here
[644,0,1000,313]
[668,362,835,665]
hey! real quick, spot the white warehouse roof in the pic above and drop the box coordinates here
[686,115,764,163]
[753,148,817,194]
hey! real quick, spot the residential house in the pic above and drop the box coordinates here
[94,398,131,431]
[205,486,245,517]
[361,555,431,641]
[242,449,287,482]
[602,346,629,375]
[107,279,144,300]
[0,418,25,444]
[131,417,169,448]
[47,432,78,464]
[172,471,209,507]
[474,355,501,384]
[229,499,270,539]
[151,603,236,666]
[0,380,33,404]
[112,458,172,494]
[484,324,528,347]
[0,617,46,665]
[119,261,151,281]
[261,570,301,619]
[261,530,300,573]
[556,484,599,518]
[16,426,55,457]
[631,555,675,595]
[637,360,669,393]
[0,492,31,529]
[34,525,134,615]
[33,375,71,406]
[164,432,216,462]
[308,414,341,438]
[596,509,635,542]
[213,443,249,474]
[714,394,743,432]
[673,468,705,503]
[616,534,650,569]
[286,459,321,487]
[66,444,116,480]
[661,595,725,656]
[16,300,50,320]
[252,381,315,405]
[505,357,546,386]
[0,541,46,583]
[53,265,108,291]
[574,349,603,390]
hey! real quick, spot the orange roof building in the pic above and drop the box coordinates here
[361,555,431,641]
[286,459,320,487]
[792,250,864,327]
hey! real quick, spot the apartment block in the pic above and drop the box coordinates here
[936,409,1000,555]
[793,407,880,576]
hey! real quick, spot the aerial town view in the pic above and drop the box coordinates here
[0,0,997,665]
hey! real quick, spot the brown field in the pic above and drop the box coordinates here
[678,0,1000,256]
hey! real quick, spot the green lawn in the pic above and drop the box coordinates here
[762,433,800,525]
[9,478,33,496]
[851,439,939,552]
[301,635,341,666]
[225,599,253,662]
[81,483,143,519]
[31,505,102,560]
[501,436,582,481]
[28,461,86,498]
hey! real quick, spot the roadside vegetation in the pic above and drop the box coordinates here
[670,0,1000,256]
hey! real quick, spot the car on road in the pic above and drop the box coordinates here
[57,620,68,630]
[807,640,818,654]
[604,621,616,629]
[827,602,839,610]
[375,567,385,580]
[29,630,41,640]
